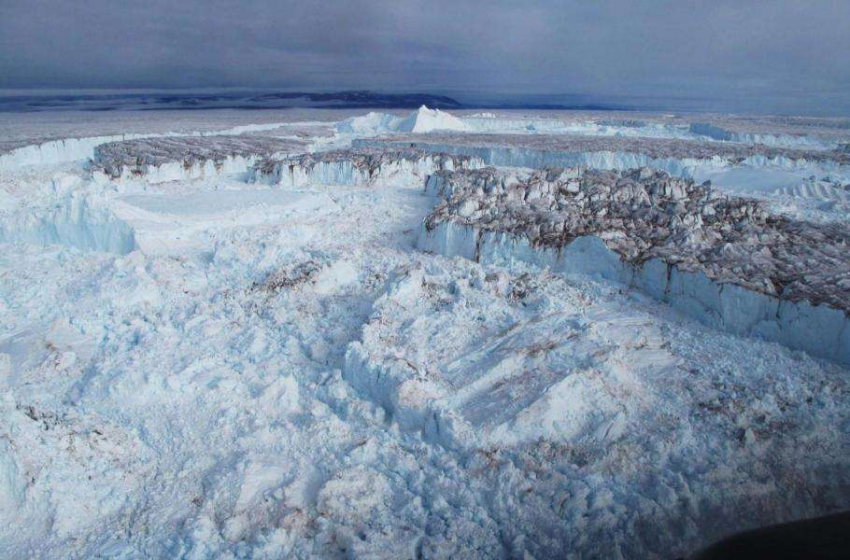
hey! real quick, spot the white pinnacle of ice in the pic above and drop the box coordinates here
[335,106,469,135]
[394,106,470,133]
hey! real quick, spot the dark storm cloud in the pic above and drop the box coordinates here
[1,0,849,112]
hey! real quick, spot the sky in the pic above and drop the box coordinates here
[1,0,849,114]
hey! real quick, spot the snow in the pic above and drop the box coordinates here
[0,108,848,558]
[345,265,676,448]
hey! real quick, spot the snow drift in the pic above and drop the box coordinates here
[345,265,675,450]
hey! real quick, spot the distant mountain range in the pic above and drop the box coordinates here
[0,90,626,113]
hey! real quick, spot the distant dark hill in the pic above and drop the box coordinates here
[0,90,464,112]
[245,91,463,109]
[0,90,634,113]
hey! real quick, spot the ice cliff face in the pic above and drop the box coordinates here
[357,134,850,181]
[92,136,308,183]
[0,122,296,172]
[419,167,850,365]
[0,192,136,254]
[688,122,838,150]
[0,134,163,171]
[252,148,484,187]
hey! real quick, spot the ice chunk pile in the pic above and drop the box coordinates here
[1,107,849,558]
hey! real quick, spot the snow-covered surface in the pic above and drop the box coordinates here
[0,107,848,558]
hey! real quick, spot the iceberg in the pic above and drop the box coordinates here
[335,106,469,136]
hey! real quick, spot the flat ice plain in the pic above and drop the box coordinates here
[0,106,848,558]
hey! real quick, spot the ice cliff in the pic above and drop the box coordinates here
[252,148,483,187]
[92,136,308,183]
[0,192,136,254]
[418,167,850,365]
[357,134,850,181]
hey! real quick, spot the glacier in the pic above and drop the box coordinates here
[92,135,309,184]
[0,106,848,559]
[335,107,843,150]
[355,135,850,182]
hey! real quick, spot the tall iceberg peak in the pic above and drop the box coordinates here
[336,106,469,135]
[395,105,469,133]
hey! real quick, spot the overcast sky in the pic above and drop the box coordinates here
[1,0,848,113]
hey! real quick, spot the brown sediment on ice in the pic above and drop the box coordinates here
[424,166,850,313]
[93,135,310,178]
[359,133,850,165]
